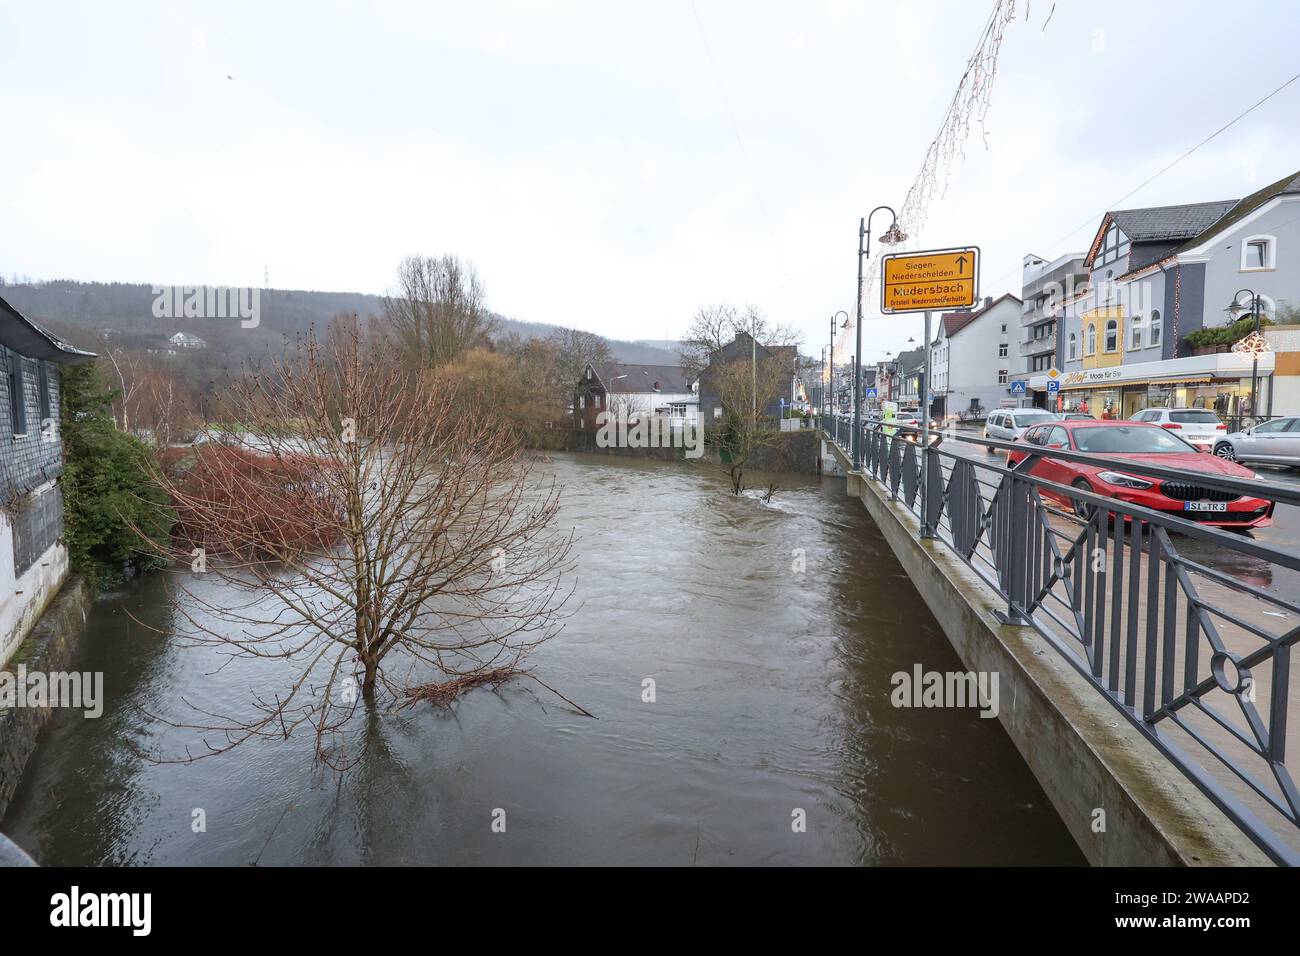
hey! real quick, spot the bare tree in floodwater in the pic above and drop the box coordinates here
[139,318,577,770]
[382,254,494,370]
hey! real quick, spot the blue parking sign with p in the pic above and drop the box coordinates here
[1047,379,1060,394]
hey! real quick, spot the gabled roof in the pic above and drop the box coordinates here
[1111,200,1237,243]
[589,363,692,394]
[938,292,1022,339]
[1179,168,1300,250]
[893,347,924,373]
[0,292,97,364]
[940,311,977,338]
[1085,168,1300,272]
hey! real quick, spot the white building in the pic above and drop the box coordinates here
[169,331,207,350]
[576,363,699,430]
[929,293,1022,420]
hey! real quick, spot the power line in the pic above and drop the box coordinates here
[985,66,1300,291]
[689,0,767,220]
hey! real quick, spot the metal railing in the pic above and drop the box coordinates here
[820,413,1300,865]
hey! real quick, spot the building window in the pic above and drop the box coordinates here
[1067,332,1077,361]
[1000,323,1007,333]
[37,361,51,423]
[1104,319,1118,353]
[1130,318,1143,351]
[6,348,27,436]
[1241,235,1276,271]
[594,393,601,408]
[998,343,1008,358]
[1149,310,1161,348]
[1086,324,1096,355]
[997,369,1008,385]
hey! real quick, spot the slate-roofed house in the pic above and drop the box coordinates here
[1,294,96,665]
[576,362,698,430]
[697,331,800,426]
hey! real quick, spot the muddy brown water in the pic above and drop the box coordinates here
[3,452,1082,865]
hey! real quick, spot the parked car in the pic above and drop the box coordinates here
[984,408,1059,450]
[1007,420,1274,529]
[1060,412,1094,421]
[1213,416,1300,468]
[1130,407,1226,451]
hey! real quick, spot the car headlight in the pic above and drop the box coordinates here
[1097,470,1153,490]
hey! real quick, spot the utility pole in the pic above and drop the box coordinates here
[853,217,865,470]
[920,309,933,538]
[853,207,904,471]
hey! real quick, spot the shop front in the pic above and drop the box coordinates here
[1055,353,1274,421]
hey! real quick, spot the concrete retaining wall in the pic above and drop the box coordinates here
[0,576,93,821]
[829,441,1270,865]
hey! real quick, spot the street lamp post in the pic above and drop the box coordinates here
[854,208,906,470]
[1226,289,1263,426]
[829,310,848,416]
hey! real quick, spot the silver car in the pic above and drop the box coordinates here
[1131,407,1225,450]
[1213,416,1300,467]
[984,408,1059,451]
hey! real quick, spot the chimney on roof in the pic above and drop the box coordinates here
[984,296,993,308]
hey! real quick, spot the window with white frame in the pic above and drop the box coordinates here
[1067,332,1078,361]
[1130,316,1143,350]
[1241,235,1276,271]
[1104,319,1118,352]
[998,343,1008,358]
[997,369,1008,385]
[1149,310,1161,348]
[1086,324,1096,355]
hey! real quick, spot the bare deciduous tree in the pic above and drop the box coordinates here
[678,303,799,382]
[705,350,791,496]
[141,319,576,770]
[546,326,611,408]
[382,254,494,370]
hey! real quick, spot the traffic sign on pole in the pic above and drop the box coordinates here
[880,246,979,314]
[1009,380,1027,395]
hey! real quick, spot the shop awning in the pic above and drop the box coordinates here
[1061,375,1214,391]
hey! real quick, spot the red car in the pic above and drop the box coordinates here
[1006,420,1274,529]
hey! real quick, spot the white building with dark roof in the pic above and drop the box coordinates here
[576,362,698,430]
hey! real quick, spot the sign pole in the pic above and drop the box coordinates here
[853,216,864,471]
[920,309,932,538]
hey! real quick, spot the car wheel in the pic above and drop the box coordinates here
[1072,479,1097,520]
[1213,442,1236,462]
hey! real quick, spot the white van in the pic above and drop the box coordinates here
[984,408,1059,451]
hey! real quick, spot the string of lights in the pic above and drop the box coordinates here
[844,0,1021,344]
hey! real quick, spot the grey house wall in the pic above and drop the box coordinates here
[2,351,64,498]
[1,350,65,575]
[1198,199,1300,334]
[1165,261,1208,356]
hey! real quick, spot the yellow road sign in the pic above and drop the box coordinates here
[880,247,979,314]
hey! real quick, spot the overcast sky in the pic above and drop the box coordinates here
[3,0,1299,360]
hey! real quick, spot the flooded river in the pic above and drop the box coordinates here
[3,453,1082,865]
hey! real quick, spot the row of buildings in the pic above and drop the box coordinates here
[868,168,1300,423]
